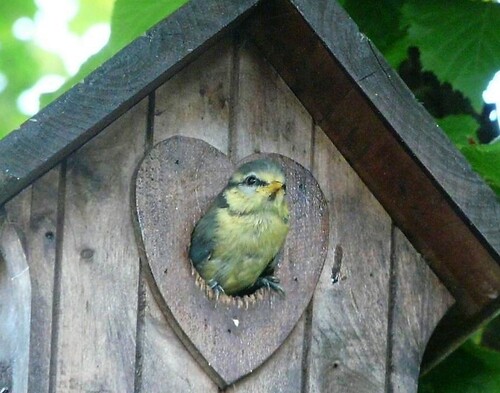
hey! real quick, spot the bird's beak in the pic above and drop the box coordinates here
[266,181,285,194]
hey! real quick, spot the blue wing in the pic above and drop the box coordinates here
[188,192,227,268]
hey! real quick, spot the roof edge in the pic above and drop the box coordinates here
[0,0,260,206]
[289,0,500,260]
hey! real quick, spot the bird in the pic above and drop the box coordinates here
[189,159,289,298]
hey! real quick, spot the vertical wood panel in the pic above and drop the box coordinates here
[308,128,392,393]
[138,280,215,392]
[0,209,31,393]
[232,42,312,169]
[228,41,313,393]
[153,39,232,150]
[26,170,60,393]
[52,100,147,391]
[137,39,232,392]
[389,228,454,393]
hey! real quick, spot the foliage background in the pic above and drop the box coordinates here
[1,0,499,391]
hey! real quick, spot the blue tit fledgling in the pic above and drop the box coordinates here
[189,159,289,297]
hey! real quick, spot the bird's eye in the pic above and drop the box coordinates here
[244,175,257,186]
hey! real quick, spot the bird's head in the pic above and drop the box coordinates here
[224,159,288,217]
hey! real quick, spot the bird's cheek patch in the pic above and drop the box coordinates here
[134,136,329,388]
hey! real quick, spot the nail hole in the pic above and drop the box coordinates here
[45,231,54,240]
[80,248,95,260]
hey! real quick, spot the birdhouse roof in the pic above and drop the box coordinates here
[0,0,499,367]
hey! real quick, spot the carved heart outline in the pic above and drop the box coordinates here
[133,136,329,387]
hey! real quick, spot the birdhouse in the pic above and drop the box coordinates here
[1,0,499,392]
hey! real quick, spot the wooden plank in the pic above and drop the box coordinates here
[307,128,392,393]
[228,41,315,392]
[4,168,61,393]
[138,279,215,392]
[388,228,454,393]
[0,0,260,206]
[4,187,32,234]
[26,169,60,393]
[0,212,31,393]
[153,38,233,150]
[226,318,305,393]
[231,41,313,169]
[136,39,231,392]
[52,100,147,391]
[246,0,500,315]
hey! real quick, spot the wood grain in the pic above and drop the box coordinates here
[25,169,60,393]
[3,170,60,393]
[153,38,233,151]
[0,0,260,206]
[246,0,500,316]
[135,136,328,387]
[388,228,454,393]
[231,41,313,168]
[138,278,216,392]
[137,39,232,392]
[51,100,147,391]
[308,128,392,393]
[0,212,31,393]
[290,0,500,254]
[228,40,315,393]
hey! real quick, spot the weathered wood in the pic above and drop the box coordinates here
[51,100,147,391]
[25,169,60,393]
[137,39,233,392]
[231,41,313,168]
[153,38,233,151]
[291,0,500,255]
[246,0,500,316]
[0,0,498,373]
[227,320,305,393]
[388,228,454,393]
[0,212,31,393]
[135,136,328,387]
[0,0,260,206]
[4,188,32,235]
[138,278,216,392]
[307,128,392,393]
[228,40,314,392]
[307,127,455,392]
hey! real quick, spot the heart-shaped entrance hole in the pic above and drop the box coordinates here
[134,136,329,387]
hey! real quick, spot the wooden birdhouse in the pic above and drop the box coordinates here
[1,0,499,392]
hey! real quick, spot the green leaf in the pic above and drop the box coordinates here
[383,34,412,69]
[419,339,500,393]
[109,0,189,52]
[0,1,40,139]
[69,0,113,35]
[41,0,189,109]
[342,0,406,54]
[460,142,500,197]
[438,115,479,147]
[403,0,500,111]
